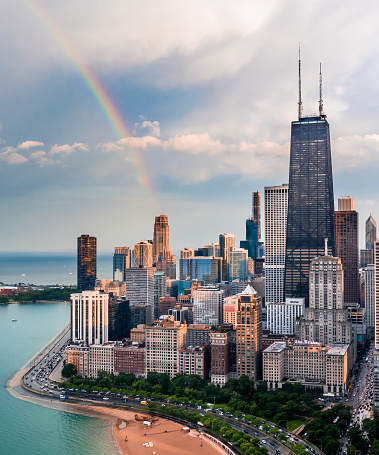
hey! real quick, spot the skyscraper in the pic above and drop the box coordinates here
[284,60,335,305]
[134,240,153,268]
[252,191,261,242]
[240,191,261,265]
[335,197,359,305]
[153,214,170,264]
[366,213,377,251]
[77,234,97,291]
[219,233,235,281]
[113,247,131,281]
[124,267,155,323]
[264,184,288,303]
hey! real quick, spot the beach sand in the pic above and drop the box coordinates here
[7,369,230,455]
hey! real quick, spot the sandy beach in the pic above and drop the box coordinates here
[6,368,231,455]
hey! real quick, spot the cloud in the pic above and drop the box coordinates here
[2,152,28,165]
[332,134,379,171]
[19,141,44,149]
[30,150,54,166]
[49,142,88,155]
[134,119,161,137]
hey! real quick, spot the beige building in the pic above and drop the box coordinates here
[89,343,115,378]
[263,341,351,396]
[179,346,209,379]
[134,241,153,268]
[95,279,126,298]
[223,295,239,328]
[145,317,187,378]
[130,324,146,344]
[65,344,90,378]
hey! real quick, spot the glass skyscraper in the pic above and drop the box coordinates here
[284,64,335,305]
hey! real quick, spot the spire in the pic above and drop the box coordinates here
[298,44,303,119]
[324,238,328,256]
[319,63,324,117]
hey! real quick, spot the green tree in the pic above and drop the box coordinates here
[61,363,77,378]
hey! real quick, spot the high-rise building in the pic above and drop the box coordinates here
[264,184,288,303]
[236,284,262,381]
[77,234,97,291]
[363,264,375,329]
[124,267,154,322]
[154,271,166,320]
[134,241,153,268]
[335,197,359,305]
[179,257,222,284]
[366,213,377,251]
[338,196,354,211]
[108,296,131,341]
[153,214,170,264]
[266,298,305,335]
[229,248,249,281]
[361,249,374,268]
[210,325,235,386]
[181,248,194,259]
[284,61,335,305]
[297,249,353,349]
[252,191,261,242]
[193,286,224,326]
[113,247,131,281]
[374,242,379,349]
[240,192,261,266]
[71,290,108,345]
[204,243,220,258]
[219,233,235,281]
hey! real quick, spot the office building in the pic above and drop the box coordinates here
[219,233,235,281]
[210,325,235,386]
[266,298,305,335]
[108,295,130,341]
[236,284,262,381]
[335,197,359,305]
[366,213,377,251]
[145,317,187,378]
[363,264,375,329]
[284,62,335,304]
[77,235,97,291]
[71,290,109,345]
[264,184,288,303]
[153,214,170,264]
[204,243,220,258]
[229,248,249,281]
[223,294,239,329]
[361,249,374,269]
[179,346,209,379]
[338,197,354,211]
[186,324,210,346]
[113,247,131,281]
[114,344,146,377]
[297,250,353,348]
[193,286,224,326]
[124,267,154,322]
[89,343,115,378]
[154,271,166,319]
[181,248,194,259]
[179,257,222,284]
[134,241,153,268]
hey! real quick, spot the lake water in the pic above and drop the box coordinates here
[0,302,119,455]
[0,252,113,286]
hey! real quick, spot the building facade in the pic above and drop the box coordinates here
[77,234,97,291]
[193,286,224,326]
[113,247,131,281]
[264,184,288,303]
[266,298,305,335]
[124,267,154,322]
[134,241,153,268]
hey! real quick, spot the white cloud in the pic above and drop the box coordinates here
[2,152,28,164]
[332,134,379,171]
[29,150,54,166]
[49,142,88,155]
[19,141,44,149]
[134,120,161,137]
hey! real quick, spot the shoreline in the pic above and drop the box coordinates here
[7,367,231,455]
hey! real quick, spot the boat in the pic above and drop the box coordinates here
[11,319,17,322]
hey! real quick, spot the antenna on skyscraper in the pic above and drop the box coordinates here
[298,44,303,119]
[319,63,325,118]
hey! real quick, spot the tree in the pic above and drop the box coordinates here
[62,363,77,378]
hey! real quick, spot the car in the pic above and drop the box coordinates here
[103,397,109,401]
[261,440,267,444]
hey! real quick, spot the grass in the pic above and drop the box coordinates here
[287,419,305,432]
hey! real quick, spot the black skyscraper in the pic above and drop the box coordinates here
[284,59,335,305]
[77,234,97,290]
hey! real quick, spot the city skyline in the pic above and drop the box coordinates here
[1,1,379,252]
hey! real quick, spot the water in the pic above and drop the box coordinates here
[0,302,119,455]
[0,252,113,286]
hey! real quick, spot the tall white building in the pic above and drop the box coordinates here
[193,286,224,326]
[71,290,109,345]
[264,184,288,303]
[267,298,305,335]
[363,264,375,329]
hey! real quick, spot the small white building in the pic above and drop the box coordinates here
[266,298,305,335]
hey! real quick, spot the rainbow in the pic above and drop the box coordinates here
[24,0,154,197]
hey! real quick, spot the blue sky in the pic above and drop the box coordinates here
[0,0,378,252]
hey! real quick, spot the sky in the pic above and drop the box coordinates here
[0,0,378,252]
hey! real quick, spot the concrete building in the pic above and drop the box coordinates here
[130,325,146,344]
[134,241,153,268]
[89,343,115,378]
[223,294,239,329]
[179,346,209,379]
[219,233,235,281]
[236,284,262,381]
[77,234,97,291]
[145,317,187,378]
[266,298,305,335]
[158,296,177,317]
[179,257,222,284]
[366,213,377,251]
[363,264,375,329]
[113,247,131,281]
[210,326,234,386]
[108,295,130,341]
[263,341,351,396]
[204,243,220,258]
[193,286,224,326]
[153,215,176,279]
[71,290,109,345]
[361,249,374,269]
[114,344,146,377]
[186,324,210,346]
[65,345,90,378]
[154,272,166,320]
[264,184,288,304]
[181,248,195,259]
